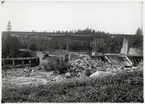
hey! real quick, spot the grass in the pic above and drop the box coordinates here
[2,70,143,103]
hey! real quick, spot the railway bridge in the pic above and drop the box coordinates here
[2,31,143,53]
[2,31,143,68]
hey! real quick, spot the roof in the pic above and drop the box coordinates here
[128,47,143,56]
[106,55,132,66]
[42,54,50,60]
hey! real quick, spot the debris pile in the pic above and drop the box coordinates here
[132,62,143,71]
[40,58,58,71]
[68,53,135,78]
[39,52,143,80]
[68,54,108,77]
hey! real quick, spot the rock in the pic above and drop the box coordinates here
[106,66,113,72]
[36,66,42,70]
[53,70,59,75]
[65,72,71,78]
[89,71,112,78]
[24,68,28,72]
[89,71,100,77]
[78,72,86,78]
[69,53,119,77]
[52,75,64,82]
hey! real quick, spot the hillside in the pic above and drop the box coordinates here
[2,69,143,102]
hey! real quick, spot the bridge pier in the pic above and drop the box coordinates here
[66,38,69,51]
[22,60,24,66]
[120,36,131,55]
[29,59,31,64]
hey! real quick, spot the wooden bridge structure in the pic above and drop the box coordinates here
[2,31,143,52]
[2,31,143,68]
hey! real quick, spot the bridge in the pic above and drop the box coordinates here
[2,31,143,68]
[2,31,143,54]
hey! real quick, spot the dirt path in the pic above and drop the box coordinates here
[2,68,57,88]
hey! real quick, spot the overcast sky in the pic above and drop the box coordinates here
[1,1,143,34]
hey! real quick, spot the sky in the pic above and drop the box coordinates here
[0,1,143,34]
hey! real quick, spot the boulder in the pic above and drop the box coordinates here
[89,71,112,78]
[78,72,86,78]
[65,72,71,78]
[52,75,64,82]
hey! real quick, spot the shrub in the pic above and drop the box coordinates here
[41,58,70,74]
[57,62,70,74]
[41,60,57,71]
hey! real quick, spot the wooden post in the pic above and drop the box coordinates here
[136,58,139,63]
[59,40,62,49]
[2,60,5,66]
[22,60,24,66]
[29,59,31,64]
[94,38,97,54]
[60,56,62,64]
[68,53,71,62]
[133,58,137,64]
[138,57,141,62]
[12,60,15,66]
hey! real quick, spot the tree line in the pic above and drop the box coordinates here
[2,21,143,58]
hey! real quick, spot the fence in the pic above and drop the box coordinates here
[2,57,40,68]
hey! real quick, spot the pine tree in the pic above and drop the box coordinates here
[135,28,143,35]
[6,21,12,31]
